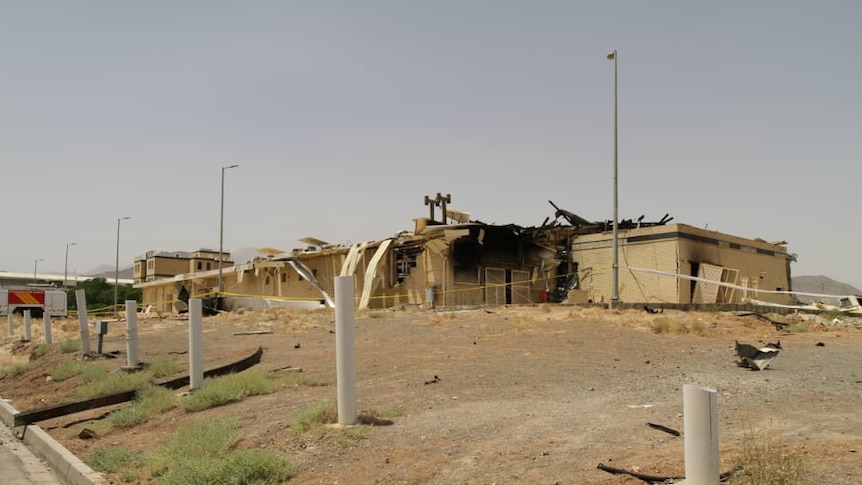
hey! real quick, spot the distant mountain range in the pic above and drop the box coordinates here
[792,275,861,303]
[88,265,134,279]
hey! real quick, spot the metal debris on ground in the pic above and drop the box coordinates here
[735,340,779,371]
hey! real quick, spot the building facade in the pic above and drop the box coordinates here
[568,223,793,305]
[133,207,793,312]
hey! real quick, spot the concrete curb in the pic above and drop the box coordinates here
[0,395,104,485]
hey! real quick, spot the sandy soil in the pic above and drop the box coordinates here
[1,305,860,484]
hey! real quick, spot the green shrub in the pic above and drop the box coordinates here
[76,370,154,399]
[181,371,277,412]
[375,408,405,418]
[108,386,176,428]
[50,361,86,382]
[0,363,30,379]
[146,356,182,379]
[90,417,298,484]
[336,426,367,447]
[87,447,145,473]
[79,362,111,383]
[292,401,337,433]
[32,343,52,359]
[59,339,81,353]
[161,417,240,458]
[157,449,298,485]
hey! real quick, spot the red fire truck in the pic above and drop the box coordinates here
[0,286,68,318]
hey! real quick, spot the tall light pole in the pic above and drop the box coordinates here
[607,49,620,303]
[33,258,44,280]
[64,242,77,288]
[115,217,131,318]
[219,164,239,293]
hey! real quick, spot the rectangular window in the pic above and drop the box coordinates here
[197,262,202,270]
[207,262,211,270]
[281,273,287,283]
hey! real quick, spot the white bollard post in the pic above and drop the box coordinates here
[683,384,720,485]
[23,310,32,341]
[43,311,52,345]
[189,299,204,390]
[335,276,357,425]
[7,313,13,336]
[125,300,139,368]
[75,289,91,355]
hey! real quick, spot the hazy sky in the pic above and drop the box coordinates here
[1,2,860,288]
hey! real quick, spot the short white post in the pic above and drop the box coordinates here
[75,289,91,355]
[335,276,357,425]
[125,300,139,368]
[43,311,52,344]
[683,384,720,485]
[189,298,204,390]
[7,313,13,336]
[23,310,32,341]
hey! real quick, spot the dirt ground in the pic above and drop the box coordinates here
[1,305,861,484]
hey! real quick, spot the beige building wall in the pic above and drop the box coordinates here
[570,223,790,304]
[570,233,679,303]
[188,258,217,274]
[133,259,147,284]
[147,257,190,281]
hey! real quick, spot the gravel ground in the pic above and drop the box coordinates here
[1,305,860,484]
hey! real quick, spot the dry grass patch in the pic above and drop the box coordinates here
[689,319,708,336]
[647,316,709,336]
[649,316,673,334]
[729,430,811,485]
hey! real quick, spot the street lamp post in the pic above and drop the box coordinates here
[33,258,44,280]
[607,49,620,304]
[115,217,131,318]
[64,242,77,288]
[218,164,239,293]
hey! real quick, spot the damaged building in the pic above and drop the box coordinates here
[134,196,794,312]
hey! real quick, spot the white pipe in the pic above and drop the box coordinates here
[684,384,719,484]
[7,313,13,336]
[23,310,32,341]
[43,311,52,344]
[75,289,91,355]
[125,300,139,367]
[335,276,357,425]
[189,298,204,390]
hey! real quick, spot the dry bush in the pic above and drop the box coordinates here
[671,320,690,334]
[568,305,614,324]
[729,430,811,485]
[427,313,445,327]
[649,317,673,334]
[689,319,707,336]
